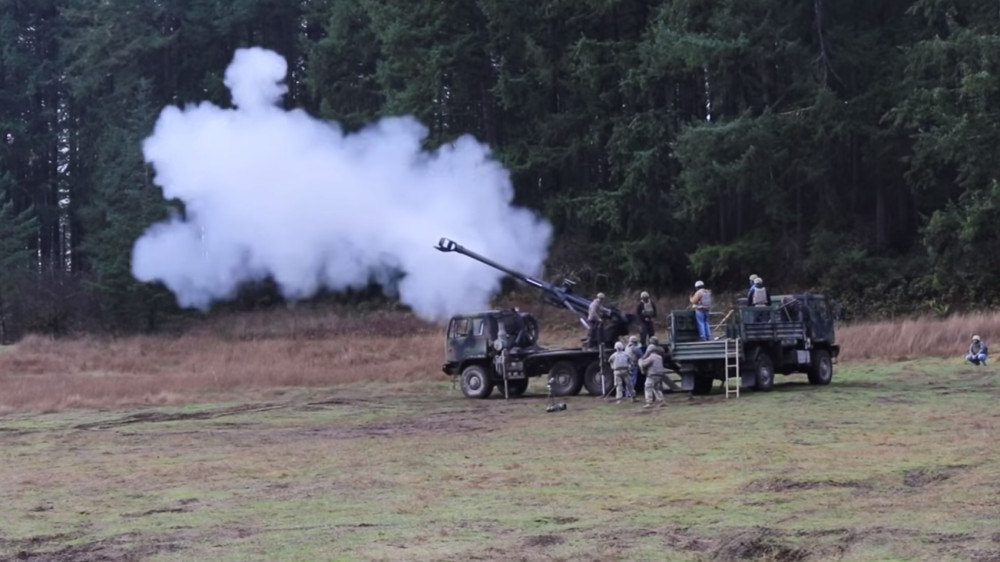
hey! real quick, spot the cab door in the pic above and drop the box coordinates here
[445,317,488,364]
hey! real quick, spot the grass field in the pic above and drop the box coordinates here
[2,355,999,561]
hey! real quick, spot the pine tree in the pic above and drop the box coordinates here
[0,179,39,343]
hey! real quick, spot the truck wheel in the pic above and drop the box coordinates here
[460,365,494,399]
[583,361,614,396]
[753,353,775,391]
[547,361,583,396]
[808,349,833,385]
[691,375,714,395]
[498,378,529,397]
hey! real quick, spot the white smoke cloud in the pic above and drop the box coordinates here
[133,46,552,321]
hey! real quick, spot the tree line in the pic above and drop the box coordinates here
[1,0,996,339]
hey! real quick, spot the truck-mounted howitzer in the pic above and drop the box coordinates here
[435,237,633,347]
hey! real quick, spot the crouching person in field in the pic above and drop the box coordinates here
[966,335,988,366]
[609,341,637,402]
[639,345,667,408]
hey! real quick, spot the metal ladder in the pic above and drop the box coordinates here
[724,338,741,399]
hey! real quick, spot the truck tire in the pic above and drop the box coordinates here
[808,349,833,385]
[460,365,494,399]
[753,353,775,391]
[691,375,714,395]
[547,361,583,396]
[497,378,529,397]
[583,361,614,396]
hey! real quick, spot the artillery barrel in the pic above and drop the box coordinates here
[435,238,546,290]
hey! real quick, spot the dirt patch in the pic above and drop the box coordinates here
[533,516,578,525]
[74,404,282,430]
[0,532,182,562]
[743,478,870,493]
[523,534,565,547]
[0,428,35,436]
[122,507,188,518]
[903,466,968,487]
[709,528,808,561]
[284,410,499,440]
[873,395,915,404]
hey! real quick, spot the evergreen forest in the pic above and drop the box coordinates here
[1,0,998,338]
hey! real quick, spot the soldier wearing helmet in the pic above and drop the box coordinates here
[690,280,713,341]
[626,335,644,394]
[608,340,636,402]
[748,276,770,307]
[642,335,682,391]
[586,292,606,349]
[638,340,667,408]
[636,291,657,346]
[966,335,988,366]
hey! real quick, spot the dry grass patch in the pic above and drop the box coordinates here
[4,305,999,413]
[0,308,443,414]
[838,311,1000,361]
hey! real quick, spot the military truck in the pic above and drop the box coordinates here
[436,238,630,399]
[668,294,840,394]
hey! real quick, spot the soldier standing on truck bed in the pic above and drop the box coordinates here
[609,341,637,402]
[748,277,770,306]
[636,291,657,346]
[587,292,605,349]
[690,281,713,341]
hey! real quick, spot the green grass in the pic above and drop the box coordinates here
[2,359,999,561]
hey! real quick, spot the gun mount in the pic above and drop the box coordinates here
[435,237,633,347]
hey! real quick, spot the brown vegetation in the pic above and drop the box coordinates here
[0,307,442,414]
[0,305,994,413]
[837,311,999,361]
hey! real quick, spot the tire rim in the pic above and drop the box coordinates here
[468,375,482,391]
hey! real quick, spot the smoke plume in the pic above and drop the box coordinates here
[133,47,552,321]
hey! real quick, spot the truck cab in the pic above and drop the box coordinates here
[441,309,609,399]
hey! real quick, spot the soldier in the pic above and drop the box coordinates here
[626,335,644,394]
[636,291,657,346]
[642,336,682,391]
[608,341,636,402]
[690,281,713,341]
[639,345,667,408]
[748,277,770,306]
[966,335,988,366]
[587,292,605,349]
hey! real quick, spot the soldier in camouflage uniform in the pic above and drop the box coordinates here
[639,345,667,408]
[636,291,657,346]
[642,336,681,391]
[608,341,637,402]
[586,292,605,349]
[626,335,644,394]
